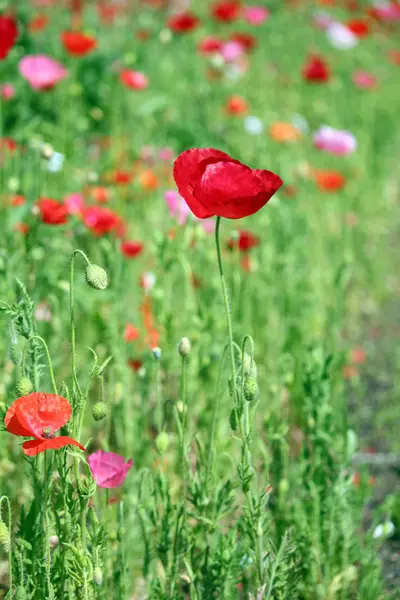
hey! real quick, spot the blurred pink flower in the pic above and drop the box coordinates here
[1,83,16,100]
[120,70,148,90]
[371,1,400,21]
[88,450,133,489]
[164,190,191,225]
[221,41,244,62]
[64,193,84,215]
[352,70,378,89]
[243,6,269,25]
[201,219,216,234]
[159,147,174,161]
[312,10,335,30]
[313,125,357,155]
[19,55,68,90]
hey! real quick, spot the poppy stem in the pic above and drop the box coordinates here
[28,336,58,395]
[0,496,13,598]
[180,353,188,492]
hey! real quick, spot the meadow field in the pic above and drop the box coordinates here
[0,0,399,598]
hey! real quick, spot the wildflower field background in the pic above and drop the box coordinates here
[0,0,399,598]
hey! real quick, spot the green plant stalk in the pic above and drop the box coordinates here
[180,354,188,491]
[27,335,58,394]
[0,496,13,599]
[214,216,265,585]
[205,344,227,486]
[154,358,162,433]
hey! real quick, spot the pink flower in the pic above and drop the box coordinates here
[159,147,174,161]
[371,1,400,22]
[201,219,216,234]
[1,83,16,100]
[221,41,244,62]
[120,70,148,90]
[164,190,191,225]
[313,125,357,155]
[243,6,269,26]
[312,10,335,30]
[352,70,378,89]
[88,450,133,489]
[19,55,68,90]
[64,193,84,215]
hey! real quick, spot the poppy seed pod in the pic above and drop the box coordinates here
[85,263,108,290]
[244,376,258,402]
[16,376,34,397]
[155,432,169,455]
[178,337,191,357]
[92,402,107,422]
[152,347,162,360]
[0,521,10,553]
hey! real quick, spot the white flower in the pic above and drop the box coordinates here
[373,521,395,539]
[326,23,359,49]
[47,151,64,173]
[244,116,264,135]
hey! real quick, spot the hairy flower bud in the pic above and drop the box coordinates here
[92,402,107,422]
[152,347,162,360]
[93,566,103,586]
[0,521,10,553]
[177,337,191,357]
[16,376,34,397]
[244,376,258,402]
[49,534,59,549]
[155,432,169,455]
[85,263,108,290]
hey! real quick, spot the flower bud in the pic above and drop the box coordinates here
[0,521,10,553]
[92,402,107,422]
[242,353,257,377]
[177,337,191,357]
[279,479,289,496]
[49,534,59,549]
[85,264,108,290]
[243,376,258,402]
[155,432,169,455]
[16,376,34,397]
[229,408,238,431]
[152,347,162,360]
[41,143,54,160]
[93,566,103,586]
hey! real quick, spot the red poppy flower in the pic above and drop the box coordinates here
[173,148,283,220]
[120,240,144,258]
[61,31,97,56]
[211,1,241,22]
[315,170,346,192]
[345,18,370,37]
[198,36,222,55]
[302,54,330,83]
[38,198,69,225]
[226,95,248,115]
[167,12,200,33]
[128,359,143,372]
[28,14,49,33]
[228,230,260,252]
[81,206,123,236]
[230,33,256,52]
[124,324,140,342]
[5,393,85,457]
[0,15,18,60]
[113,170,132,184]
[119,70,148,90]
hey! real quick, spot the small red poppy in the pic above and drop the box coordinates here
[0,15,18,60]
[167,12,200,33]
[226,95,248,115]
[173,148,283,220]
[227,230,260,252]
[119,70,148,90]
[230,33,256,52]
[28,14,49,33]
[315,170,346,192]
[211,1,241,22]
[302,54,330,83]
[38,198,69,225]
[198,36,222,55]
[61,31,97,56]
[81,206,123,236]
[5,393,85,457]
[124,324,140,342]
[345,19,370,37]
[120,240,144,258]
[113,170,132,184]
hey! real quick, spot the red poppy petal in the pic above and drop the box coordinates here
[173,148,231,219]
[4,409,33,437]
[6,393,72,439]
[22,436,86,457]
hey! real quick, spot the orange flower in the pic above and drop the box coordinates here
[315,170,346,192]
[140,296,160,349]
[269,122,301,142]
[139,169,159,190]
[91,186,110,203]
[225,95,248,115]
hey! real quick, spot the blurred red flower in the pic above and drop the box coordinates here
[345,18,370,37]
[0,15,18,60]
[119,70,148,90]
[173,148,283,219]
[302,54,330,83]
[124,324,140,342]
[121,240,144,258]
[226,95,248,115]
[28,13,49,33]
[198,36,222,54]
[61,31,97,56]
[5,393,85,457]
[230,33,257,52]
[211,1,241,22]
[227,230,260,251]
[82,206,123,236]
[113,170,132,184]
[167,12,200,33]
[315,170,346,192]
[38,198,69,225]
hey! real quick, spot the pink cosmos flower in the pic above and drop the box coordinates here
[88,450,133,489]
[1,83,16,100]
[19,55,68,91]
[221,41,244,62]
[352,70,378,89]
[64,193,84,215]
[313,125,357,155]
[243,6,269,26]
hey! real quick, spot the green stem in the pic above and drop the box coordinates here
[205,344,227,485]
[28,336,58,394]
[180,355,188,490]
[0,496,13,598]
